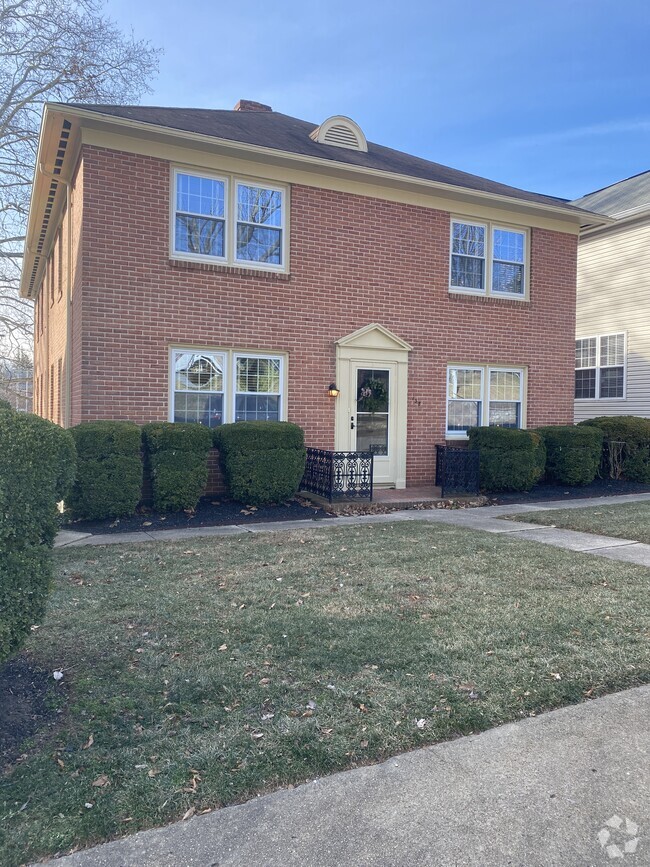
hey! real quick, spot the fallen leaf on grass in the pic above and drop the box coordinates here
[82,734,94,750]
[415,718,427,729]
[218,643,228,652]
[92,774,110,788]
[550,672,562,681]
[147,768,160,778]
[258,677,270,685]
[182,806,195,821]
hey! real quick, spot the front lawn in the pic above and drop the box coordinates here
[2,522,649,865]
[513,501,650,543]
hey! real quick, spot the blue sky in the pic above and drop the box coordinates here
[106,0,649,200]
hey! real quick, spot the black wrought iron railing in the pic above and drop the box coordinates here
[301,448,374,501]
[435,445,480,497]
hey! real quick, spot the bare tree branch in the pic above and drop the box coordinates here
[0,0,161,356]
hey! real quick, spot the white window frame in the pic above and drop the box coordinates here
[449,218,528,300]
[233,352,284,422]
[575,333,626,401]
[446,363,527,438]
[171,166,289,273]
[168,346,288,427]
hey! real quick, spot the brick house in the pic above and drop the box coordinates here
[23,100,606,489]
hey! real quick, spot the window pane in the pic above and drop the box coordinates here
[176,173,225,217]
[489,370,521,401]
[452,222,485,257]
[174,352,223,392]
[237,186,282,226]
[447,400,481,432]
[235,394,280,421]
[357,369,389,413]
[173,392,223,427]
[575,368,596,399]
[489,402,520,428]
[448,368,482,400]
[493,229,524,263]
[236,357,281,393]
[175,215,224,257]
[451,255,485,290]
[236,225,282,264]
[356,414,388,455]
[600,334,625,367]
[492,261,524,295]
[599,367,624,398]
[576,338,596,369]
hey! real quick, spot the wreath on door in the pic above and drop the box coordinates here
[357,377,388,413]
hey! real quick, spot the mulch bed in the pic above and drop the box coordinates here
[492,477,650,505]
[0,655,63,772]
[62,496,336,536]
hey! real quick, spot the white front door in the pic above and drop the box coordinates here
[348,363,398,486]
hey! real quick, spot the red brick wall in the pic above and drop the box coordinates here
[52,143,576,486]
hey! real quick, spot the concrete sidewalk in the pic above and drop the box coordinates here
[54,492,650,566]
[46,685,650,867]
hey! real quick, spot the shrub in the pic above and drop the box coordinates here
[467,426,546,492]
[0,397,12,411]
[579,416,650,481]
[142,422,212,512]
[0,408,76,664]
[214,421,306,505]
[67,421,142,520]
[535,425,604,486]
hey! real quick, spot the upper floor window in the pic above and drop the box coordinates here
[450,219,526,298]
[172,169,286,271]
[575,333,625,400]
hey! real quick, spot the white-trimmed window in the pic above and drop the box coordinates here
[172,168,286,270]
[446,365,525,436]
[235,354,283,421]
[575,333,625,400]
[169,348,285,427]
[450,220,526,297]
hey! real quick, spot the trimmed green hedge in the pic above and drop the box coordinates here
[143,422,212,512]
[67,421,142,520]
[214,421,306,505]
[467,426,546,492]
[578,415,650,481]
[0,405,76,664]
[535,425,604,486]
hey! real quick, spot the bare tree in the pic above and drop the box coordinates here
[0,0,161,354]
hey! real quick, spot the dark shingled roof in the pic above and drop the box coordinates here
[571,170,650,218]
[66,103,598,217]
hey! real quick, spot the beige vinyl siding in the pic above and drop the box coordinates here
[574,215,650,422]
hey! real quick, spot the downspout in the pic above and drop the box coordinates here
[38,163,72,427]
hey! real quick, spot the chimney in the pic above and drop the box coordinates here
[233,99,272,112]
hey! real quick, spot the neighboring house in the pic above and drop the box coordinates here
[572,171,650,422]
[22,100,606,488]
[0,356,33,412]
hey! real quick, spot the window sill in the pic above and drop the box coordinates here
[449,289,529,304]
[169,258,291,281]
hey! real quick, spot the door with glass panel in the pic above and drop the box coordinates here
[350,365,397,486]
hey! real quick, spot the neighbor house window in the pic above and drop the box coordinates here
[172,350,225,427]
[235,355,282,420]
[169,349,285,426]
[172,168,287,270]
[575,334,625,400]
[447,365,525,436]
[450,220,526,297]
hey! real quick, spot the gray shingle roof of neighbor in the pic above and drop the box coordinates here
[571,170,650,218]
[65,103,600,218]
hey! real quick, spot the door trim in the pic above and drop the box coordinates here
[335,323,411,489]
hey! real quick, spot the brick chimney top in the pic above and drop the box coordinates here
[233,99,272,112]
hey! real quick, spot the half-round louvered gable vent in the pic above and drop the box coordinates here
[310,115,368,152]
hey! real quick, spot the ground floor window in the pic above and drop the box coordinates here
[575,333,625,400]
[446,364,525,437]
[170,347,285,427]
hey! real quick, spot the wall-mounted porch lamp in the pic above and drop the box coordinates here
[327,383,340,397]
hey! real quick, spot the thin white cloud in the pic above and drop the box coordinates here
[504,119,650,148]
